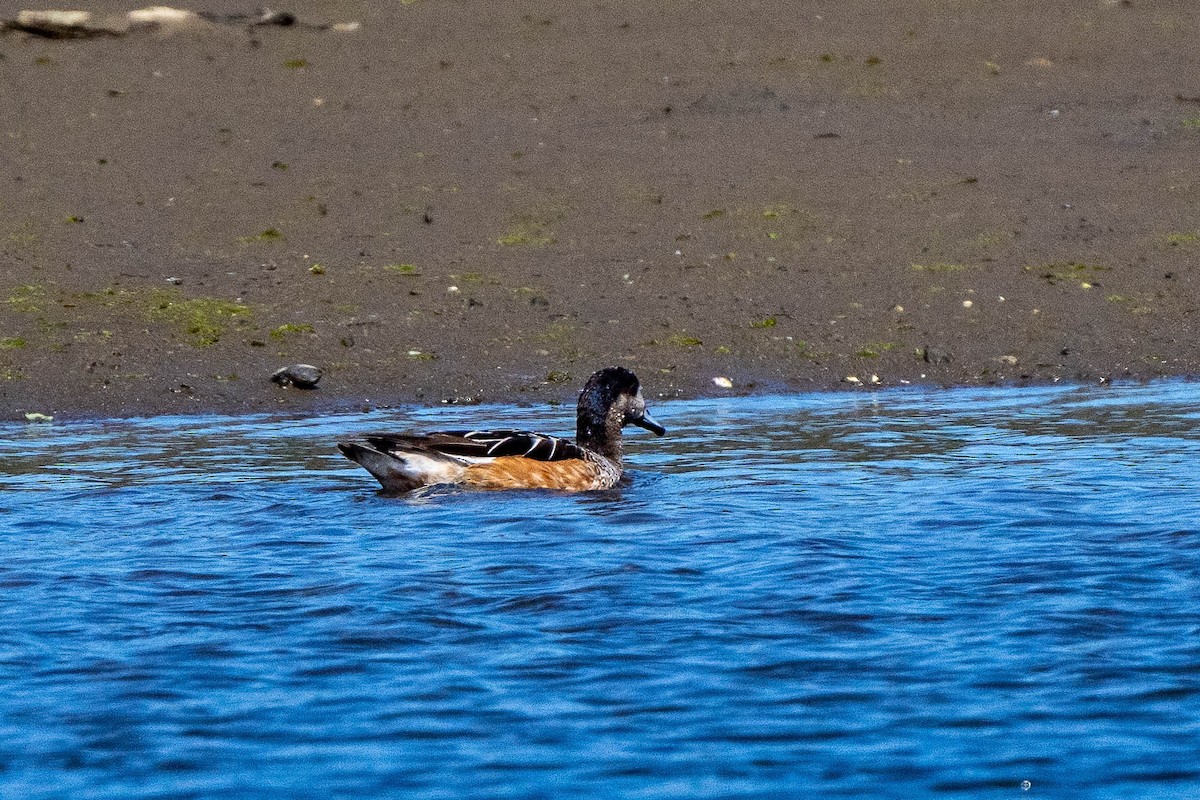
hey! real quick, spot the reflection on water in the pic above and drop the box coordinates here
[2,381,1200,798]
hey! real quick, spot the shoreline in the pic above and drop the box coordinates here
[8,370,1178,424]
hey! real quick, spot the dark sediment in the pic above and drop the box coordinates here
[2,1,1199,418]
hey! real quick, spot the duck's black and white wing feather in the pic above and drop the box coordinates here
[363,430,585,462]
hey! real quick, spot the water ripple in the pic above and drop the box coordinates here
[2,381,1200,797]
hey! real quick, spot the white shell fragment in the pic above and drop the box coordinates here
[712,376,734,389]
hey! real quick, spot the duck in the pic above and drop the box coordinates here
[338,366,666,492]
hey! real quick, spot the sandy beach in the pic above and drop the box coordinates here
[2,0,1199,418]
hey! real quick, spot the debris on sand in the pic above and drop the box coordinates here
[3,7,359,39]
[270,363,322,389]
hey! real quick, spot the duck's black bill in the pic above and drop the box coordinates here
[633,412,666,436]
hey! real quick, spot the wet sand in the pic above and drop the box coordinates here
[2,0,1199,418]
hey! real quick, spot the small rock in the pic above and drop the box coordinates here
[869,374,881,385]
[165,276,182,285]
[271,363,322,389]
[712,376,733,389]
[892,304,904,313]
[998,355,1019,366]
[23,412,53,423]
[962,299,974,308]
[923,347,952,364]
[844,375,862,385]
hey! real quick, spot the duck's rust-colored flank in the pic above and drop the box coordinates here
[462,457,604,491]
[338,367,666,493]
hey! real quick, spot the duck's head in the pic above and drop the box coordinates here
[576,367,665,456]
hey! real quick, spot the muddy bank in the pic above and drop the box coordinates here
[2,0,1199,418]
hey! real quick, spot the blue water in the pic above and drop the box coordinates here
[2,381,1199,798]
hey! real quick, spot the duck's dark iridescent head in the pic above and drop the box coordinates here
[576,367,665,457]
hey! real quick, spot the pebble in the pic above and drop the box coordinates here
[23,412,53,423]
[844,375,862,384]
[712,376,734,389]
[270,364,322,389]
[998,355,1019,366]
[923,346,952,364]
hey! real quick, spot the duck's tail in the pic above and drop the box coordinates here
[337,439,468,492]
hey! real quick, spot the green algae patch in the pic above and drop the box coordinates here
[0,337,27,349]
[270,323,314,340]
[450,271,489,285]
[497,226,554,247]
[855,342,897,358]
[1026,261,1110,286]
[968,231,1012,248]
[238,228,284,244]
[750,316,777,329]
[384,263,420,275]
[497,202,571,247]
[1163,231,1200,246]
[6,284,47,314]
[668,334,703,347]
[146,290,252,347]
[795,341,826,359]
